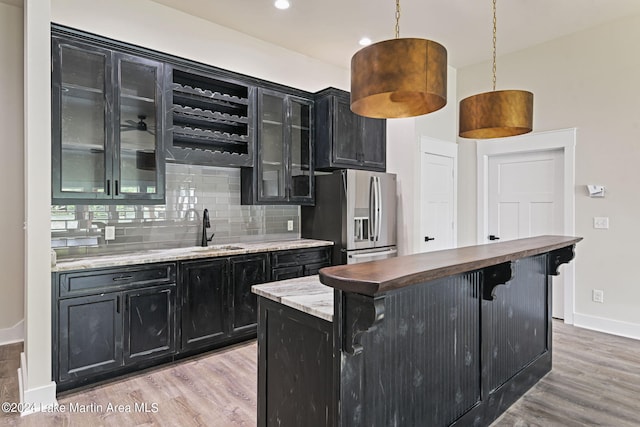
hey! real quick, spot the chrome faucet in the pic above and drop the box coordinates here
[201,208,214,247]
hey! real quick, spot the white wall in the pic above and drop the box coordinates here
[0,1,25,343]
[387,66,458,256]
[415,66,458,144]
[22,0,56,408]
[457,13,640,337]
[51,0,349,92]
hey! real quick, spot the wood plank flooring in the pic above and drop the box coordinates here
[1,320,639,426]
[492,321,640,427]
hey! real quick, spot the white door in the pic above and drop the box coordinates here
[487,149,565,318]
[420,141,457,253]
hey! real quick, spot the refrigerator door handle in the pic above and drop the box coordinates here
[369,176,375,241]
[349,248,398,259]
[341,170,348,198]
[375,176,382,241]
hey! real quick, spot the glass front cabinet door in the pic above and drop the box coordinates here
[52,36,165,204]
[250,88,313,205]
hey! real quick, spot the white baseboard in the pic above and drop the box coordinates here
[0,319,24,345]
[19,352,57,416]
[573,313,640,340]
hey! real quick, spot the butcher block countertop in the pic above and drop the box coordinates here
[320,235,582,297]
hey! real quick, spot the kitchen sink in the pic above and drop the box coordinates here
[190,245,244,251]
[165,245,246,255]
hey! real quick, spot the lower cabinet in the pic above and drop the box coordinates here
[53,245,331,390]
[270,246,331,280]
[54,263,177,389]
[272,265,304,281]
[180,258,228,351]
[180,253,269,352]
[230,254,269,335]
[125,286,176,363]
[58,293,123,382]
[59,288,177,382]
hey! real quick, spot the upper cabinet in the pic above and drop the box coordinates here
[166,66,255,167]
[52,34,165,204]
[241,88,314,205]
[52,25,327,207]
[314,87,386,172]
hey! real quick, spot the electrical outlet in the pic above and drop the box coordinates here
[287,220,294,231]
[593,217,609,229]
[592,289,604,303]
[105,226,116,241]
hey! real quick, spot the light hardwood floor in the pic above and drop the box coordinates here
[1,321,639,426]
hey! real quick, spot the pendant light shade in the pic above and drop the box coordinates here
[459,90,533,139]
[458,0,533,139]
[350,0,448,119]
[351,38,447,119]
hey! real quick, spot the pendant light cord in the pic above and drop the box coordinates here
[492,0,497,91]
[395,0,401,38]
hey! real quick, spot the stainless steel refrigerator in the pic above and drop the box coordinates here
[301,170,397,265]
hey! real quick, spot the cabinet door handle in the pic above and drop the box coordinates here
[112,275,133,281]
[116,295,121,313]
[106,179,111,196]
[489,235,500,241]
[115,180,119,196]
[424,236,435,242]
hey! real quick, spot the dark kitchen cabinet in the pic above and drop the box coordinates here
[58,293,123,382]
[270,247,331,280]
[53,263,177,390]
[271,265,304,281]
[52,246,330,391]
[230,254,269,334]
[180,258,229,351]
[124,285,176,363]
[51,33,166,204]
[168,66,255,167]
[180,254,269,351]
[241,87,314,205]
[314,87,386,172]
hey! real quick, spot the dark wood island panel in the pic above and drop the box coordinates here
[255,235,581,427]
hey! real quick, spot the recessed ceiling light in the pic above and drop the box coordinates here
[274,0,290,10]
[359,37,372,46]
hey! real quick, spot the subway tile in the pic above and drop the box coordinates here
[51,164,301,257]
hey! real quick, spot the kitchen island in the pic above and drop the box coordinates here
[252,235,581,427]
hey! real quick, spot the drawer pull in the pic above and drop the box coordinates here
[112,275,133,282]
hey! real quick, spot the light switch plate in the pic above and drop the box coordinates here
[105,226,116,240]
[593,217,609,229]
[287,220,294,231]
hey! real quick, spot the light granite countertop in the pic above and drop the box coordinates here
[53,239,333,272]
[252,275,334,322]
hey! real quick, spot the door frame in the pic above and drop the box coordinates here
[476,128,576,324]
[419,136,458,253]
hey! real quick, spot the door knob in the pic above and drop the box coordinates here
[424,236,435,242]
[488,235,500,241]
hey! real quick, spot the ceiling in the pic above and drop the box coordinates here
[152,0,640,69]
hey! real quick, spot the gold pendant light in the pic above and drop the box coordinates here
[350,0,447,119]
[459,0,533,139]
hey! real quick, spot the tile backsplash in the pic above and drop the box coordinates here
[51,163,300,258]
